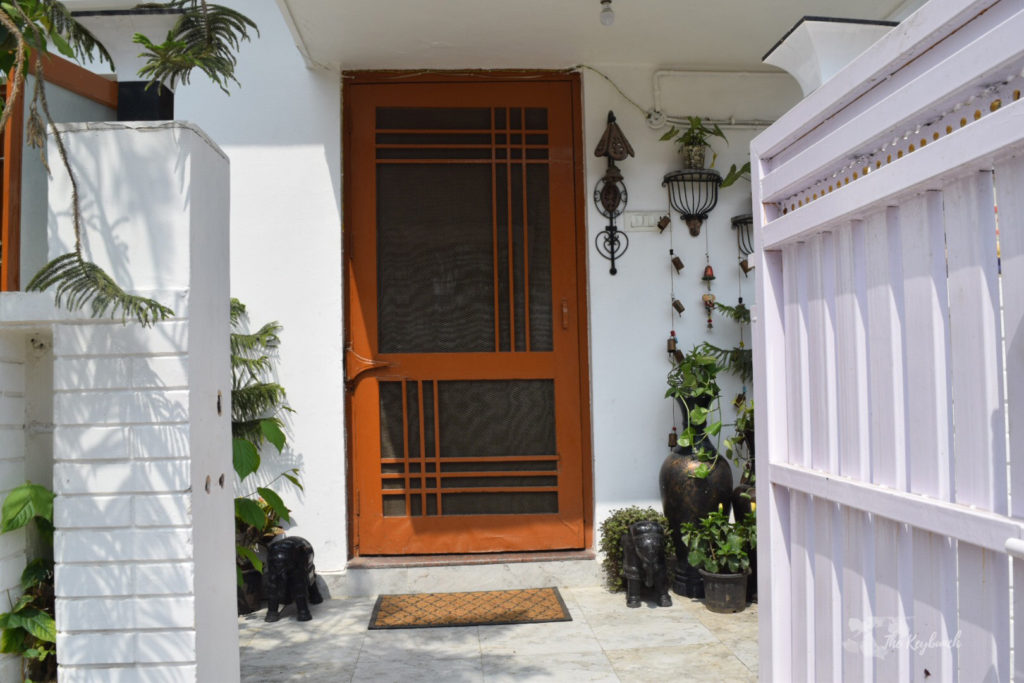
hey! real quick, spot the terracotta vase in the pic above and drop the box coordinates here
[660,398,734,598]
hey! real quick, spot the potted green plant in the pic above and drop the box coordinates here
[598,506,674,592]
[681,504,756,613]
[659,116,727,169]
[660,347,735,598]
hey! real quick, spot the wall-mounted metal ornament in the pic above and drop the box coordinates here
[670,250,684,272]
[731,213,755,276]
[593,111,634,275]
[702,293,717,329]
[663,169,722,236]
[702,264,716,282]
[672,298,686,315]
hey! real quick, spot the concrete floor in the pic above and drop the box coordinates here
[238,587,758,682]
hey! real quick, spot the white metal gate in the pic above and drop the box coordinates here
[753,0,1024,680]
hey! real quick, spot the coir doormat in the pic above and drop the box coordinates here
[368,587,572,629]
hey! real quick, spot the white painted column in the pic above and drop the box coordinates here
[0,331,28,683]
[46,122,236,682]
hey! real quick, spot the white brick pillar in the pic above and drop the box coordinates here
[46,122,237,682]
[0,332,27,683]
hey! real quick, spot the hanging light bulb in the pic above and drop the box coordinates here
[600,0,615,26]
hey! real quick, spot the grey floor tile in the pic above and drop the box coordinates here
[482,651,619,682]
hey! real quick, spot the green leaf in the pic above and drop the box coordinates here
[20,558,53,591]
[236,544,263,573]
[1,483,55,533]
[260,419,286,452]
[282,472,303,491]
[658,125,679,141]
[256,487,291,524]
[50,31,75,59]
[0,626,26,654]
[232,438,260,481]
[689,406,708,425]
[7,608,55,643]
[705,421,722,437]
[692,463,711,479]
[234,497,265,529]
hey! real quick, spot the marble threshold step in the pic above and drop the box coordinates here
[321,551,601,598]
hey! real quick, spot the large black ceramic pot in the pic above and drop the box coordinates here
[660,399,734,598]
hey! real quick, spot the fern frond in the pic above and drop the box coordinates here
[701,341,753,385]
[37,0,114,69]
[232,382,286,421]
[230,322,281,359]
[27,252,173,326]
[713,300,751,324]
[133,1,257,93]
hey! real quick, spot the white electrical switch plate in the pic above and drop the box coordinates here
[623,211,670,232]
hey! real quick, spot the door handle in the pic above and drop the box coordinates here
[345,347,392,383]
[561,299,569,329]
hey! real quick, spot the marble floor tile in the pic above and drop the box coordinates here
[241,661,357,683]
[482,651,619,682]
[361,624,483,659]
[477,619,604,656]
[585,609,716,651]
[351,650,484,682]
[606,641,757,682]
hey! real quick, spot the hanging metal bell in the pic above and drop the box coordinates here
[673,348,684,363]
[669,427,678,448]
[672,299,685,315]
[667,331,678,352]
[702,264,716,281]
[740,258,755,275]
[671,255,685,272]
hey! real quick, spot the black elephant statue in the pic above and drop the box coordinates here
[264,536,323,622]
[621,520,672,608]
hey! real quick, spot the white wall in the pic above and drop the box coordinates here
[173,0,347,569]
[19,76,115,289]
[581,66,800,527]
[176,6,804,560]
[160,4,802,563]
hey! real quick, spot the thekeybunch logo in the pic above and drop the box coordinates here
[845,617,961,659]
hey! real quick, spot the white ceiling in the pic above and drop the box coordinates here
[277,0,928,72]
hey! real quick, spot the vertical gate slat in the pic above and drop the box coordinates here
[874,518,912,679]
[993,156,1024,680]
[912,529,957,681]
[993,157,1024,520]
[865,208,907,491]
[754,247,790,682]
[945,172,1006,512]
[813,498,842,681]
[834,220,870,482]
[790,491,815,680]
[957,543,1010,679]
[843,507,876,678]
[900,191,958,681]
[808,233,839,474]
[944,171,1009,679]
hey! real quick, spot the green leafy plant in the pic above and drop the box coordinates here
[701,300,752,385]
[598,506,675,592]
[134,0,258,93]
[0,482,56,682]
[666,346,725,479]
[719,160,751,189]
[659,115,727,149]
[230,299,300,583]
[0,1,257,325]
[680,504,756,575]
[723,393,755,484]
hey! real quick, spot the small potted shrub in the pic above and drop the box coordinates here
[680,504,756,613]
[598,506,674,592]
[659,116,727,169]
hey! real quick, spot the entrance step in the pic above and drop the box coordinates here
[322,551,601,597]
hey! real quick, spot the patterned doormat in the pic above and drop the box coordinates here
[368,587,572,629]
